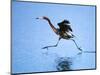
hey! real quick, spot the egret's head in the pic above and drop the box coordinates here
[36,16,49,20]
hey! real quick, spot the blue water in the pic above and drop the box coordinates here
[12,1,96,73]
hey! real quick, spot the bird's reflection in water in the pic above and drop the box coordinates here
[41,49,95,71]
[55,57,73,71]
[55,50,96,71]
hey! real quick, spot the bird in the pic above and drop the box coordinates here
[36,16,82,51]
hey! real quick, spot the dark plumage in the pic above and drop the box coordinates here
[58,20,72,32]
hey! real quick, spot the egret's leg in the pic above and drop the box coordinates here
[71,39,82,52]
[42,37,61,50]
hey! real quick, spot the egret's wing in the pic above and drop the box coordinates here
[58,24,73,32]
[57,19,72,32]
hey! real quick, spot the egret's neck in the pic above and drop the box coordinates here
[44,18,57,34]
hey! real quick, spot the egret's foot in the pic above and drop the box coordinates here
[77,47,83,55]
[78,47,83,52]
[77,51,82,55]
[42,46,49,50]
[42,44,57,50]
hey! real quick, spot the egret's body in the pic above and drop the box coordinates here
[36,16,82,51]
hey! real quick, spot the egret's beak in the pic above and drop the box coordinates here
[36,17,43,19]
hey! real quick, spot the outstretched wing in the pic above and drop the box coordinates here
[58,20,73,32]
